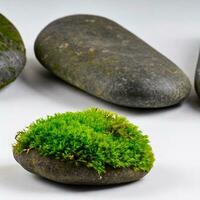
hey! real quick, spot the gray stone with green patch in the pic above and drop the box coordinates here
[35,14,191,108]
[0,14,26,89]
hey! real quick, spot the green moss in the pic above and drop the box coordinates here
[0,14,25,52]
[13,108,154,174]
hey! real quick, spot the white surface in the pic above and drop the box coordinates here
[1,0,200,199]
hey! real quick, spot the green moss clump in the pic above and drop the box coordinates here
[13,108,154,174]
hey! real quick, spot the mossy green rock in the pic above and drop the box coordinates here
[195,53,200,97]
[35,14,191,108]
[14,150,147,185]
[0,14,26,89]
[13,108,154,185]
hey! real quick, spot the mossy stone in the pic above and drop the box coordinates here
[14,150,147,185]
[13,108,154,185]
[0,14,26,89]
[195,53,200,97]
[35,14,191,108]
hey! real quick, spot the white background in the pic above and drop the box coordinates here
[1,0,200,199]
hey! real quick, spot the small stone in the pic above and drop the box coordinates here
[0,14,26,89]
[35,14,191,108]
[195,53,200,97]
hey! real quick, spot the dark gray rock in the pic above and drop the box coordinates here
[13,150,147,185]
[195,53,200,97]
[0,14,26,89]
[35,14,191,108]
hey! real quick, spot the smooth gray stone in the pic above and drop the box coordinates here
[35,14,191,108]
[195,53,200,97]
[13,150,147,185]
[0,14,26,89]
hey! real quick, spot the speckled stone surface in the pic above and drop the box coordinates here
[13,150,147,185]
[0,14,26,89]
[35,14,191,108]
[195,53,200,97]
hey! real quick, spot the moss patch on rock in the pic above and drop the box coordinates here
[13,108,154,174]
[0,14,25,52]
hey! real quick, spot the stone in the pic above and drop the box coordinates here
[13,108,154,185]
[34,14,191,108]
[13,150,147,185]
[0,14,26,89]
[195,53,200,97]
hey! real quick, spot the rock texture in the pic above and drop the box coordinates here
[195,53,200,97]
[0,14,26,89]
[14,150,147,185]
[35,14,191,108]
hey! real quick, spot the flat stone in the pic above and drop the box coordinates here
[0,14,26,89]
[34,14,191,108]
[13,150,147,185]
[195,52,200,97]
